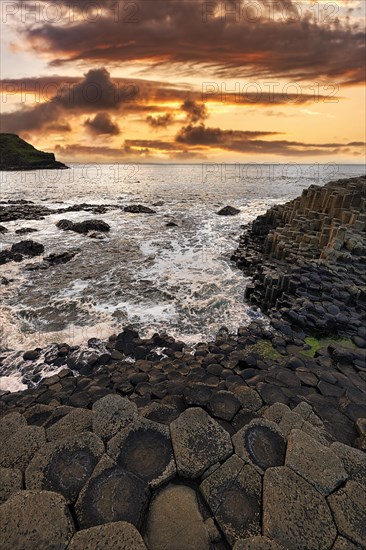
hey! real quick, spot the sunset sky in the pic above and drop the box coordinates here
[1,0,365,163]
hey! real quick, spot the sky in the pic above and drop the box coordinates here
[0,0,365,163]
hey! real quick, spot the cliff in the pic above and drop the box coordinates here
[0,134,68,171]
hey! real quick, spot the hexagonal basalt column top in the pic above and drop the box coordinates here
[107,418,176,489]
[232,419,286,474]
[170,407,233,479]
[25,431,104,503]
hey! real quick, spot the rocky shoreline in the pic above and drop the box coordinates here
[0,175,366,549]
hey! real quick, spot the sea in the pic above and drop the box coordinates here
[0,163,365,391]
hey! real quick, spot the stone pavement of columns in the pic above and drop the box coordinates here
[0,393,365,549]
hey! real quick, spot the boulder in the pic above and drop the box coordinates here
[170,408,233,478]
[124,205,156,214]
[11,240,44,256]
[0,490,74,550]
[56,219,110,233]
[217,206,241,216]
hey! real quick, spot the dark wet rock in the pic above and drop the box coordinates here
[200,455,262,545]
[208,390,241,421]
[0,225,8,233]
[25,431,104,503]
[23,349,40,361]
[67,521,147,550]
[170,407,233,478]
[124,205,156,214]
[15,227,38,235]
[75,454,149,529]
[56,219,74,230]
[0,466,23,503]
[217,205,241,216]
[145,484,211,550]
[328,481,366,547]
[0,425,46,471]
[11,239,44,256]
[44,250,78,265]
[0,490,74,549]
[107,418,175,488]
[285,429,347,495]
[165,221,178,227]
[56,219,110,234]
[263,467,337,549]
[92,394,138,442]
[233,419,286,473]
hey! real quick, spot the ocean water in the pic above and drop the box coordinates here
[1,163,365,359]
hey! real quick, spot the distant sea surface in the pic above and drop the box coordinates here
[1,163,365,353]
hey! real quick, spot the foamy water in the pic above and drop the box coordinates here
[1,163,365,358]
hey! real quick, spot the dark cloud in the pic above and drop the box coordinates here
[1,68,137,134]
[84,112,120,135]
[55,143,124,159]
[176,124,366,156]
[181,100,208,123]
[17,0,365,85]
[146,113,175,128]
[176,124,279,145]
